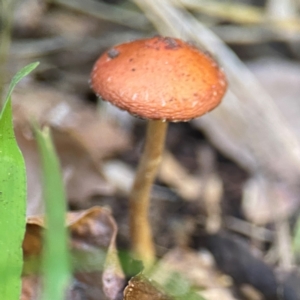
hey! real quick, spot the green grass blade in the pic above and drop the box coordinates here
[4,62,39,103]
[0,62,39,299]
[0,99,25,298]
[293,216,300,256]
[34,126,71,300]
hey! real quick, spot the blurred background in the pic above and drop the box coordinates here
[2,0,300,299]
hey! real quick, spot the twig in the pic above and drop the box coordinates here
[266,0,298,20]
[225,216,274,243]
[179,0,262,24]
[50,0,150,30]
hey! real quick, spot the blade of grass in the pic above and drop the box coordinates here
[34,126,71,300]
[0,62,39,299]
[293,216,300,256]
[5,62,39,101]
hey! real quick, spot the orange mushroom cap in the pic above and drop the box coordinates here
[90,36,227,122]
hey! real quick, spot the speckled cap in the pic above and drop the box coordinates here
[90,36,227,122]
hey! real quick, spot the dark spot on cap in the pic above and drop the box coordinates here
[203,50,215,61]
[107,48,119,59]
[131,68,136,71]
[129,58,133,62]
[164,37,179,49]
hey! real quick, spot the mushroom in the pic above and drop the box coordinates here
[90,36,227,267]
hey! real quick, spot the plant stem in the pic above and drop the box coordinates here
[129,120,168,267]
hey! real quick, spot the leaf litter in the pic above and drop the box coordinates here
[22,207,124,300]
[4,0,300,299]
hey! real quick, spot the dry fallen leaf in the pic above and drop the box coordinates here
[13,83,131,214]
[123,274,171,300]
[14,83,130,160]
[242,175,297,225]
[240,58,300,224]
[15,124,115,215]
[150,248,237,300]
[22,206,125,300]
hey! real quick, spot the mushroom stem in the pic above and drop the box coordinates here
[129,119,168,267]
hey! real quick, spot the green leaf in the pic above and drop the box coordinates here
[0,62,39,299]
[4,62,39,103]
[34,126,71,300]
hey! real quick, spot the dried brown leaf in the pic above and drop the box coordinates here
[13,83,131,214]
[123,274,171,300]
[22,207,125,300]
[150,248,237,300]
